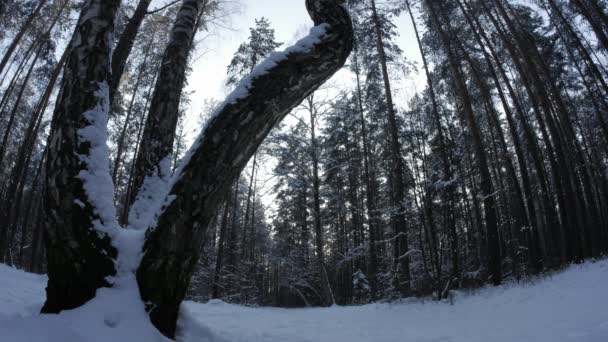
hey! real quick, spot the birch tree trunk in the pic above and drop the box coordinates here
[136,0,353,336]
[42,0,120,313]
[127,0,205,218]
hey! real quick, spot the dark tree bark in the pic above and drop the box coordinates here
[42,0,120,313]
[352,40,379,300]
[406,0,458,283]
[212,198,230,299]
[135,0,353,336]
[127,0,206,216]
[108,0,152,102]
[457,0,543,272]
[425,0,502,285]
[0,38,42,169]
[2,50,68,246]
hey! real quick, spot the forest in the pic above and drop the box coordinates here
[0,0,607,339]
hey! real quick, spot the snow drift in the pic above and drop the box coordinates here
[1,260,607,341]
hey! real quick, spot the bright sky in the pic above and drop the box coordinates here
[183,0,426,129]
[178,0,427,213]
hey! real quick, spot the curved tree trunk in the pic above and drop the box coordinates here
[136,0,353,336]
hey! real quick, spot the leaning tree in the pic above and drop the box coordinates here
[42,0,353,338]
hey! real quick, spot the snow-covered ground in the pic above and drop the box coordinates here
[1,260,608,342]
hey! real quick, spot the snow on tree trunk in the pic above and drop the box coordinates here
[42,0,121,313]
[126,0,205,226]
[135,0,353,337]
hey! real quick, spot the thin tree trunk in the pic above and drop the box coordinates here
[120,65,160,225]
[0,36,42,120]
[17,151,45,266]
[0,43,43,258]
[352,41,379,300]
[426,0,502,285]
[406,0,458,282]
[570,0,608,52]
[0,51,67,267]
[28,197,44,273]
[0,0,49,76]
[111,31,156,186]
[308,95,335,306]
[212,198,230,299]
[127,0,206,216]
[370,0,411,295]
[109,0,152,102]
[241,153,257,259]
[0,41,42,167]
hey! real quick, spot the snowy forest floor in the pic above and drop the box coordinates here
[1,260,608,342]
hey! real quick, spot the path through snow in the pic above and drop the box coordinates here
[1,260,607,341]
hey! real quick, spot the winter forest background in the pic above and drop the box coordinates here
[1,0,608,339]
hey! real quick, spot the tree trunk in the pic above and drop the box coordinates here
[109,0,152,102]
[42,0,120,313]
[426,0,502,285]
[308,95,335,306]
[212,198,230,299]
[406,0,458,282]
[135,0,352,336]
[370,0,411,295]
[241,152,257,259]
[127,0,205,218]
[111,31,156,186]
[570,0,608,52]
[137,0,352,336]
[352,41,379,300]
[0,40,42,169]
